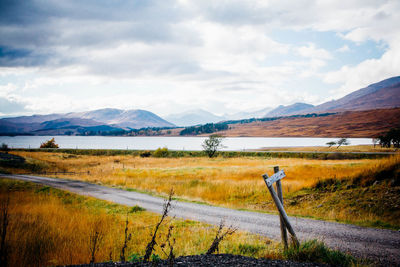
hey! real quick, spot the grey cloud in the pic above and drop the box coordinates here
[0,0,199,68]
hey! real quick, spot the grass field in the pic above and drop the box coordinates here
[0,178,277,266]
[2,150,399,229]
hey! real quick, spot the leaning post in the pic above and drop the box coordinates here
[263,168,299,248]
[274,166,288,250]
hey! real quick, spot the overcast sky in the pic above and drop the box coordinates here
[0,0,399,117]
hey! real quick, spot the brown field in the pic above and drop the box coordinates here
[206,108,400,137]
[4,151,400,228]
[0,179,275,266]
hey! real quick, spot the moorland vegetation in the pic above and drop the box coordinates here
[1,149,398,229]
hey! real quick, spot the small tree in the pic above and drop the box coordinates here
[326,141,336,148]
[372,138,379,148]
[336,138,349,148]
[202,135,224,158]
[39,138,59,149]
[0,143,9,154]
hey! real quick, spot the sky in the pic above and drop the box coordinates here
[0,0,399,118]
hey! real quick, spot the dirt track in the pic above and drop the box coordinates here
[2,174,399,265]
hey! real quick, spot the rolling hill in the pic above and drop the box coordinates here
[212,108,400,137]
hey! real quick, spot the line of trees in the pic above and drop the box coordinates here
[179,123,228,135]
[377,128,400,148]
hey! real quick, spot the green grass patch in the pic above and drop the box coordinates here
[130,205,146,213]
[284,240,356,267]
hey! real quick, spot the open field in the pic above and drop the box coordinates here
[214,108,400,137]
[2,150,399,229]
[0,178,277,266]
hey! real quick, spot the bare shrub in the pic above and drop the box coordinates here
[120,214,131,262]
[206,221,237,255]
[160,225,176,267]
[143,189,174,262]
[89,221,104,264]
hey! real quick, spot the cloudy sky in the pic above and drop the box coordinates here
[0,0,399,118]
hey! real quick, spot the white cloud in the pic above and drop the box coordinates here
[324,38,400,97]
[0,83,17,97]
[337,45,350,52]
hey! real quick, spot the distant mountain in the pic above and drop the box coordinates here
[1,113,64,124]
[264,103,314,117]
[39,118,102,129]
[65,108,175,129]
[0,108,175,135]
[306,76,400,113]
[165,109,224,126]
[225,107,273,120]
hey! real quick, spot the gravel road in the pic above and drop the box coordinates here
[2,174,399,266]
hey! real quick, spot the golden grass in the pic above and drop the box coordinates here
[6,152,388,204]
[0,179,277,266]
[4,151,399,228]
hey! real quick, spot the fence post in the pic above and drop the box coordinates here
[274,166,288,250]
[263,167,299,248]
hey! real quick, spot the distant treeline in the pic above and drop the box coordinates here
[222,112,336,125]
[179,123,229,135]
[179,112,336,135]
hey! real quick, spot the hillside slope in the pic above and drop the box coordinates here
[265,103,314,117]
[215,108,400,137]
[307,76,400,113]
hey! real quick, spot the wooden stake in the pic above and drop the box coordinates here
[275,166,288,250]
[263,171,299,248]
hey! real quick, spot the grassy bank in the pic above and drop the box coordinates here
[2,150,399,229]
[11,147,392,159]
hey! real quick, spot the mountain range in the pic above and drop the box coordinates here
[0,109,174,135]
[0,76,399,135]
[165,107,274,126]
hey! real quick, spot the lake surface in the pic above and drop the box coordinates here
[0,136,372,151]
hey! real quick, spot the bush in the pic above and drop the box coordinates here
[1,143,9,153]
[153,147,169,158]
[140,151,152,157]
[40,138,59,149]
[130,205,145,213]
[284,240,356,266]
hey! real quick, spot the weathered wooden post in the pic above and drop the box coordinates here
[274,166,288,250]
[263,166,299,248]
